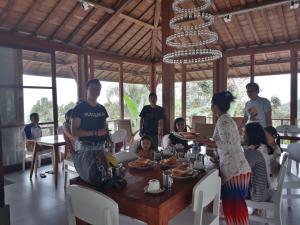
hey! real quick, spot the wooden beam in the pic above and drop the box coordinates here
[162,0,175,133]
[246,13,261,45]
[151,0,161,59]
[291,50,298,125]
[126,30,152,56]
[77,54,88,100]
[232,16,248,46]
[277,6,289,41]
[64,8,97,43]
[32,0,63,36]
[119,13,155,29]
[119,63,124,120]
[48,3,79,40]
[51,52,58,135]
[150,63,156,93]
[89,55,94,79]
[260,10,275,43]
[0,30,151,65]
[84,0,115,14]
[250,54,255,82]
[295,8,300,39]
[218,18,237,48]
[105,4,155,51]
[11,0,42,32]
[181,65,186,119]
[78,0,132,46]
[0,0,16,25]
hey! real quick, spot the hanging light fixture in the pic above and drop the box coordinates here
[163,0,222,64]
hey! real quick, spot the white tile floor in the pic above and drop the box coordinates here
[4,163,300,225]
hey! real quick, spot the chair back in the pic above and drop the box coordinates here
[129,141,140,153]
[67,185,119,225]
[161,134,170,149]
[191,116,206,131]
[117,120,135,143]
[194,123,215,138]
[273,152,288,204]
[287,143,300,163]
[111,129,127,153]
[113,151,138,163]
[192,169,221,225]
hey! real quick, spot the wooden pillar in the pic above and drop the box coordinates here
[162,0,175,133]
[77,54,88,101]
[291,50,298,125]
[250,54,255,83]
[181,65,187,119]
[119,63,124,120]
[51,51,58,134]
[213,57,227,93]
[89,55,94,80]
[150,63,156,93]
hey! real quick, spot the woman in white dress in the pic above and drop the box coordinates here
[197,91,251,225]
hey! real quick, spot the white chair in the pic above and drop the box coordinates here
[67,185,119,225]
[170,169,221,225]
[161,134,170,149]
[246,153,288,225]
[283,143,300,207]
[113,151,138,163]
[276,125,300,133]
[128,141,140,153]
[111,129,127,153]
[63,158,78,188]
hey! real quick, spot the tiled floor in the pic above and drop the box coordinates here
[4,164,300,225]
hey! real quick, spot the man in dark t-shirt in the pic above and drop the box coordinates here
[71,79,109,152]
[139,93,165,149]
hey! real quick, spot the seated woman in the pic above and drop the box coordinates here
[244,123,274,201]
[168,117,189,150]
[63,109,76,160]
[136,136,155,160]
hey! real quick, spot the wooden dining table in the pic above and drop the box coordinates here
[70,163,207,225]
[29,135,66,186]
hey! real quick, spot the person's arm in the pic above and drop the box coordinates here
[71,117,107,138]
[24,126,31,139]
[63,126,75,142]
[265,111,272,127]
[264,99,272,127]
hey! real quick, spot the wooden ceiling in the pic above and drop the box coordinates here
[1,0,300,83]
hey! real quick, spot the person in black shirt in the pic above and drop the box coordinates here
[71,79,108,151]
[139,93,165,149]
[169,117,189,149]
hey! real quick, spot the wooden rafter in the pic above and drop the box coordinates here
[11,0,42,32]
[151,0,161,59]
[224,0,232,9]
[78,0,132,46]
[95,0,144,49]
[105,4,155,51]
[0,0,16,25]
[64,8,96,43]
[277,6,289,41]
[131,39,151,58]
[246,13,261,45]
[232,16,248,46]
[48,3,79,40]
[124,30,152,55]
[119,13,155,29]
[32,0,62,36]
[260,9,275,43]
[294,8,300,38]
[218,18,237,48]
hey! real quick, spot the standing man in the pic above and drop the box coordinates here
[139,93,165,149]
[239,82,272,130]
[71,79,108,152]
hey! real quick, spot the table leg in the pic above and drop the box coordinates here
[53,145,59,187]
[29,142,37,179]
[147,208,168,225]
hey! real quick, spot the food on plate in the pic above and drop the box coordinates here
[171,164,193,177]
[178,132,199,140]
[129,158,151,167]
[161,156,177,165]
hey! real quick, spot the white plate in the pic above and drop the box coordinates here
[144,185,165,194]
[171,170,198,179]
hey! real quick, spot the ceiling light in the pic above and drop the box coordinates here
[223,14,232,23]
[290,0,299,9]
[78,0,94,11]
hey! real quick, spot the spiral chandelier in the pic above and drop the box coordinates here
[163,0,222,64]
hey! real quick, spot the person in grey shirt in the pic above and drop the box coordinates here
[239,82,272,130]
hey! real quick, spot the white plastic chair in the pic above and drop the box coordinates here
[161,134,170,149]
[283,143,300,207]
[111,129,127,153]
[246,153,288,225]
[67,185,119,225]
[113,151,138,163]
[63,158,78,188]
[170,169,221,225]
[128,141,140,153]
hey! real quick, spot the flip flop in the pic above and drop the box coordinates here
[39,173,46,178]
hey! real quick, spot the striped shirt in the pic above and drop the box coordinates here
[244,145,272,202]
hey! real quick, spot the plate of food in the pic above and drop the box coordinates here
[128,158,154,170]
[171,164,198,179]
[160,156,178,168]
[172,132,200,141]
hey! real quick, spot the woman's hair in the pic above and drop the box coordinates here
[137,135,155,152]
[211,91,235,113]
[173,117,187,132]
[245,123,273,154]
[265,126,281,146]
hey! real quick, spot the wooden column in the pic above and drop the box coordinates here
[213,57,227,93]
[89,55,94,80]
[51,52,58,134]
[150,63,156,93]
[77,54,89,101]
[291,50,298,125]
[181,65,187,119]
[119,63,124,120]
[250,54,255,82]
[162,0,175,133]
